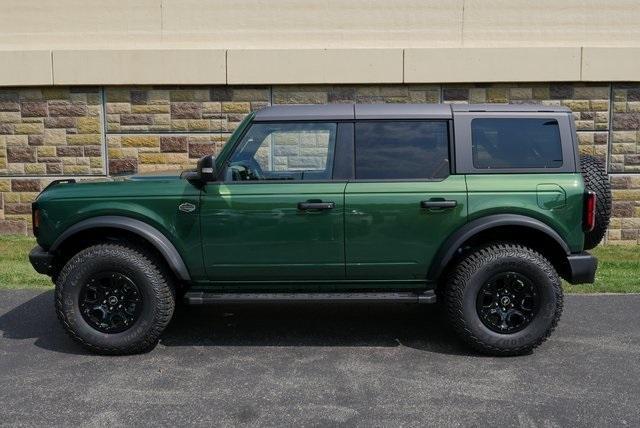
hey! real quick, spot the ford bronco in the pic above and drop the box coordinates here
[29,104,611,356]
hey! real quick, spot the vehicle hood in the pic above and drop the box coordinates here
[36,173,194,202]
[126,170,184,181]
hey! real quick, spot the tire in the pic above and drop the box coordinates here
[55,243,175,355]
[445,243,563,356]
[580,154,611,250]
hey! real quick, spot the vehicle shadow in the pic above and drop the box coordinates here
[0,290,90,355]
[0,290,474,356]
[162,301,473,355]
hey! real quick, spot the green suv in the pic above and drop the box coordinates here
[29,104,611,356]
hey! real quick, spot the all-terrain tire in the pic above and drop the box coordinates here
[445,243,563,356]
[580,154,611,249]
[55,243,175,355]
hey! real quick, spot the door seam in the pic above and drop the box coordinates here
[342,181,349,279]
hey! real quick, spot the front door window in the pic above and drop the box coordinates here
[225,122,337,182]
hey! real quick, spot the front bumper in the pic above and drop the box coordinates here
[566,252,598,284]
[29,246,54,276]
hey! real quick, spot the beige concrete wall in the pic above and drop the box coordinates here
[404,48,582,83]
[582,48,640,81]
[1,1,640,86]
[53,49,226,85]
[2,47,640,86]
[227,49,403,84]
[0,0,162,47]
[2,0,640,49]
[0,51,52,86]
[462,0,640,48]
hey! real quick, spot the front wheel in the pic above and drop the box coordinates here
[55,243,175,355]
[445,243,563,356]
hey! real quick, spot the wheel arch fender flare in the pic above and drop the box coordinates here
[50,215,191,281]
[427,214,571,281]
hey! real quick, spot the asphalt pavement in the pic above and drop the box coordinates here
[0,290,638,427]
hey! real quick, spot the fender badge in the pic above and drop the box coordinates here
[178,202,196,213]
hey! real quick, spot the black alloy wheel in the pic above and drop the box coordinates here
[79,271,143,333]
[476,271,539,334]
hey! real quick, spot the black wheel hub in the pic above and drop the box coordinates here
[79,272,143,333]
[476,272,539,334]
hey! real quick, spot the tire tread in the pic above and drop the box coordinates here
[580,155,611,250]
[445,243,563,356]
[55,243,175,355]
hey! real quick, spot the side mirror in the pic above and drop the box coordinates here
[197,155,217,182]
[184,155,217,184]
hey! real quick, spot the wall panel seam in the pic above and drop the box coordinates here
[607,83,614,176]
[49,50,55,86]
[101,86,109,176]
[579,46,583,81]
[226,50,229,84]
[460,0,466,46]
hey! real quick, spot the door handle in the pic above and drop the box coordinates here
[420,200,457,209]
[297,201,335,211]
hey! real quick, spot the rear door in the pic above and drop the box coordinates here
[344,120,468,281]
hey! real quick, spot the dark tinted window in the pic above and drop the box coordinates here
[355,121,450,180]
[471,118,563,169]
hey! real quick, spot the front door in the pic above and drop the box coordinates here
[200,121,346,281]
[345,120,468,281]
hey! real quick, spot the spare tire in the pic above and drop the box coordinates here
[580,155,611,250]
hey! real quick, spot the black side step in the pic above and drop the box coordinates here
[184,291,436,305]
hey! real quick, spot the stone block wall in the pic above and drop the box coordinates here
[609,84,640,243]
[104,86,270,175]
[1,83,639,244]
[0,177,80,234]
[611,85,640,172]
[0,88,104,176]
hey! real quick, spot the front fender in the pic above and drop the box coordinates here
[50,216,191,281]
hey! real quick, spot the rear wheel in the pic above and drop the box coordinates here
[445,243,563,356]
[580,154,611,249]
[55,243,175,355]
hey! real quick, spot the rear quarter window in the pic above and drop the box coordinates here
[471,118,563,169]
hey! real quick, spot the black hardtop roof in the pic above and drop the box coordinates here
[253,104,354,121]
[252,103,571,121]
[450,104,571,113]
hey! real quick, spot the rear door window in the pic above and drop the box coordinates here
[471,118,563,169]
[354,121,450,180]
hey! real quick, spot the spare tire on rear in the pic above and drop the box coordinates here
[580,155,611,250]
